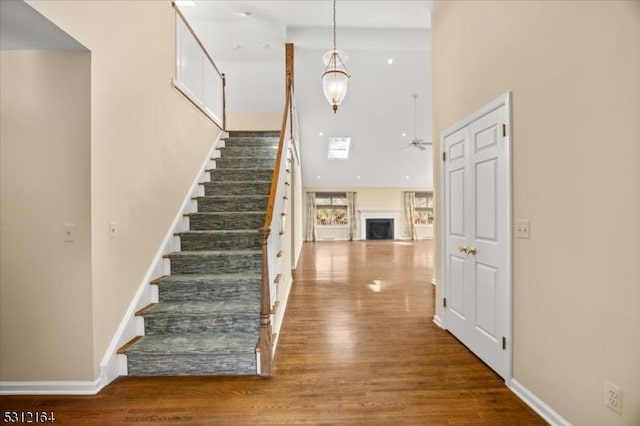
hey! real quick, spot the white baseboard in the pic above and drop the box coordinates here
[432,314,445,329]
[509,379,571,426]
[0,379,104,395]
[272,276,293,355]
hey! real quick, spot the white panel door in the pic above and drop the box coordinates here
[443,100,509,378]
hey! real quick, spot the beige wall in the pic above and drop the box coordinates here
[226,112,281,131]
[304,187,433,240]
[432,1,640,425]
[0,51,93,380]
[15,0,221,380]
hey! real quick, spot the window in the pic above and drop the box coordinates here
[414,192,434,225]
[316,193,348,225]
[328,137,351,159]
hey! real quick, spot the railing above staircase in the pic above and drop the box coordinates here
[172,2,226,130]
[257,44,297,376]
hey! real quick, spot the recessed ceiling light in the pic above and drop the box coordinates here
[405,175,410,180]
[317,175,321,179]
[401,132,407,137]
[356,175,361,180]
[318,131,324,136]
[387,58,394,65]
[238,11,252,17]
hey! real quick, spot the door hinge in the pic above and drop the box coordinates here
[502,336,506,350]
[443,297,447,308]
[502,124,507,137]
[442,152,446,161]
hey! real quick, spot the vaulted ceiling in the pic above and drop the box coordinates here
[180,1,434,189]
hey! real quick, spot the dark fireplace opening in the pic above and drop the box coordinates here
[366,218,394,240]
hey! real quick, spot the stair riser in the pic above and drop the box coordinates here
[189,213,263,230]
[179,232,261,251]
[157,281,260,303]
[143,313,260,336]
[219,147,277,159]
[224,137,279,146]
[208,169,273,182]
[203,182,271,196]
[223,140,279,149]
[169,253,261,274]
[196,197,268,212]
[214,158,275,169]
[127,354,256,376]
[228,131,279,138]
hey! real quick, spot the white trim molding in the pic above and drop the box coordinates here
[359,210,402,240]
[0,379,104,396]
[432,315,445,329]
[509,379,571,426]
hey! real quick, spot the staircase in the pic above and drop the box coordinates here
[122,131,279,375]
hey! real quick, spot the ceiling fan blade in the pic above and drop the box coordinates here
[417,145,426,151]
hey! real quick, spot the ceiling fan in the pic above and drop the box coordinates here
[401,94,432,151]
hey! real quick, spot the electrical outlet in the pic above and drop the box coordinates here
[109,221,117,239]
[605,381,622,415]
[516,219,530,239]
[64,224,75,242]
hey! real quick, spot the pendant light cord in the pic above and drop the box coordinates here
[333,0,337,52]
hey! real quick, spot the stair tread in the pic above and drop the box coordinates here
[169,249,260,256]
[125,334,257,355]
[154,272,261,284]
[203,180,272,183]
[196,195,269,198]
[142,300,259,315]
[205,170,273,174]
[189,211,265,215]
[179,230,259,234]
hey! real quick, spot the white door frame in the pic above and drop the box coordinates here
[438,92,513,384]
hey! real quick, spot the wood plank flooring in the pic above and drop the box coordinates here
[0,240,545,425]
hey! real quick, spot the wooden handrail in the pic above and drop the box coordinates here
[257,44,295,376]
[263,81,292,229]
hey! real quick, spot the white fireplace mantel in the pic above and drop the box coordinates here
[358,210,402,240]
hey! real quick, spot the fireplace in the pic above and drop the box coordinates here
[366,218,394,240]
[359,210,400,240]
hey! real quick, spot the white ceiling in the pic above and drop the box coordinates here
[2,0,433,189]
[0,0,87,51]
[178,1,431,61]
[174,1,435,188]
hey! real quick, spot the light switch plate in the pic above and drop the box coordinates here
[109,221,117,239]
[64,224,75,242]
[516,219,530,239]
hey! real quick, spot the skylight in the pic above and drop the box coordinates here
[328,137,351,159]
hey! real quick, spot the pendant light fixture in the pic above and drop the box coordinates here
[322,0,351,113]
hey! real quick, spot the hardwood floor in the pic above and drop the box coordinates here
[0,240,545,425]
